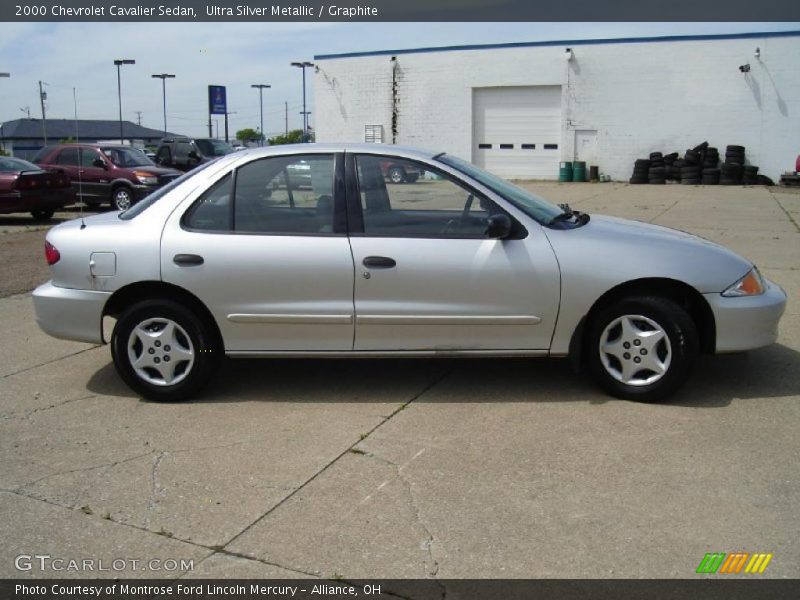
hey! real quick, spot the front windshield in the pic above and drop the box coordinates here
[0,157,42,172]
[102,147,154,168]
[436,154,564,225]
[194,139,235,157]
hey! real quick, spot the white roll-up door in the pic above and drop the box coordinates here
[472,85,562,180]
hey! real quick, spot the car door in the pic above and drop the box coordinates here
[347,153,561,351]
[78,147,112,201]
[161,152,355,352]
[53,147,82,196]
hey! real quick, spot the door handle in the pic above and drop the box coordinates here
[362,256,396,269]
[173,253,204,266]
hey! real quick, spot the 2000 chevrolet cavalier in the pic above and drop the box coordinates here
[32,145,786,402]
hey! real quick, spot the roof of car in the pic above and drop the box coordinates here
[232,143,440,160]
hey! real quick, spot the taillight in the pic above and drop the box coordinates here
[45,241,60,265]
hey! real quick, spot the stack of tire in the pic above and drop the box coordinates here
[670,158,685,182]
[648,152,666,184]
[721,145,745,185]
[630,159,650,184]
[701,146,720,185]
[681,145,703,185]
[742,165,760,185]
[663,152,679,180]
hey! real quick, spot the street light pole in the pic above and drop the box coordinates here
[151,73,175,136]
[113,59,135,144]
[290,61,314,142]
[251,84,271,146]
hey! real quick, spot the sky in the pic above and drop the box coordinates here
[1,21,798,141]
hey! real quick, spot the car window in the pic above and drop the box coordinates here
[0,157,41,172]
[56,148,80,166]
[355,155,498,238]
[183,173,232,231]
[175,142,193,160]
[81,149,103,168]
[234,155,335,235]
[103,147,152,167]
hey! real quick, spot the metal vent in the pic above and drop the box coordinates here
[364,125,384,144]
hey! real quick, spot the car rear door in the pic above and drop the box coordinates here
[347,153,560,352]
[161,151,356,352]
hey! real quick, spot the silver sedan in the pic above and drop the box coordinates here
[32,144,787,402]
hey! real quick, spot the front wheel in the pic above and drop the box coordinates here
[388,166,406,184]
[587,296,698,402]
[111,187,134,211]
[111,299,221,402]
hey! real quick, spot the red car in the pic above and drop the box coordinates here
[0,156,75,221]
[34,144,181,211]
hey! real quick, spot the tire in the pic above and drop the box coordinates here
[727,145,745,153]
[112,186,135,211]
[30,208,55,221]
[587,296,698,402]
[649,178,666,184]
[387,166,406,184]
[111,299,221,402]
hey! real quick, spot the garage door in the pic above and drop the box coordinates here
[472,86,562,180]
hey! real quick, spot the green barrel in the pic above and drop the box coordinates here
[558,161,573,182]
[572,161,587,182]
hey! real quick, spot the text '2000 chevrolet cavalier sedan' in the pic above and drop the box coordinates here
[32,144,786,402]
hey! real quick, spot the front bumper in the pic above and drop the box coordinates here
[704,278,787,353]
[32,281,110,344]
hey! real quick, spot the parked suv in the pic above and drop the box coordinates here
[34,144,181,211]
[155,137,235,172]
[379,159,422,183]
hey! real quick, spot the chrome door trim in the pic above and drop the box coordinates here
[227,314,354,325]
[355,315,542,325]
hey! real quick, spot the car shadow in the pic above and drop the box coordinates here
[85,343,800,407]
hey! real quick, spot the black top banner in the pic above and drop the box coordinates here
[3,0,800,22]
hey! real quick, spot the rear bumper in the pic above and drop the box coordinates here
[704,278,787,353]
[0,190,76,214]
[32,281,110,344]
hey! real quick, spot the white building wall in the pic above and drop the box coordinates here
[314,33,800,180]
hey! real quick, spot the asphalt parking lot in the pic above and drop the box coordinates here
[0,183,798,582]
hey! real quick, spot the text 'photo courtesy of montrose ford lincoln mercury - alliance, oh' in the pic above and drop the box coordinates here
[32,144,786,403]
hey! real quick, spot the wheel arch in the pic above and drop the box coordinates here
[102,280,223,349]
[568,277,716,371]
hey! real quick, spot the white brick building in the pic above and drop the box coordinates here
[313,31,800,180]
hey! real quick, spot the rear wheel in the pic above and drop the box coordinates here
[111,186,134,211]
[587,296,698,402]
[111,299,221,402]
[30,208,55,221]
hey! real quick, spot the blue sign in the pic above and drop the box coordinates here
[208,85,227,115]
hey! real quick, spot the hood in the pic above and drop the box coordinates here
[544,214,753,294]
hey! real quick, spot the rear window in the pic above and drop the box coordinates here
[119,159,219,220]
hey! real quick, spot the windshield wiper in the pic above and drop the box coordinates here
[549,203,590,226]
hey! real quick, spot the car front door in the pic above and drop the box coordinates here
[347,153,561,352]
[161,152,355,352]
[79,147,112,202]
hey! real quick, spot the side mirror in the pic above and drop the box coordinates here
[485,213,512,239]
[92,158,107,169]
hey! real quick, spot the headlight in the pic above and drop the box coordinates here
[722,267,766,297]
[134,171,158,185]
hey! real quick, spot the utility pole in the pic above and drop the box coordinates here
[20,106,30,119]
[113,59,135,143]
[38,80,48,144]
[251,84,270,147]
[135,111,142,126]
[151,73,175,136]
[208,116,212,138]
[224,111,236,143]
[290,61,314,142]
[285,101,288,136]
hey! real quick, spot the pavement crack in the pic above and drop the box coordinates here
[15,450,156,495]
[769,190,800,233]
[647,199,680,224]
[143,451,167,529]
[0,345,100,380]
[218,368,452,552]
[0,394,96,421]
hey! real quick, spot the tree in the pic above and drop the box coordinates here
[235,128,263,144]
[268,129,314,145]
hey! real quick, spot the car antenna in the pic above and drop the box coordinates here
[73,87,85,229]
